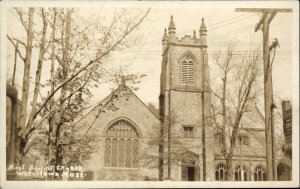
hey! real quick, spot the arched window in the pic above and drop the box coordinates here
[181,55,195,85]
[215,163,227,181]
[277,163,292,181]
[254,165,267,181]
[234,165,248,181]
[104,119,140,168]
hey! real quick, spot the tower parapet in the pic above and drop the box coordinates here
[162,16,207,48]
[174,35,200,45]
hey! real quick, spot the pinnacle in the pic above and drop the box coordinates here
[168,15,176,30]
[162,28,168,41]
[200,17,207,31]
[193,30,197,39]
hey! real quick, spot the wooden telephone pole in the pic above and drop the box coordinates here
[235,8,292,181]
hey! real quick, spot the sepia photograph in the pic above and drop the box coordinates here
[1,0,299,188]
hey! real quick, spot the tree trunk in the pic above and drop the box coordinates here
[18,8,34,130]
[53,9,72,180]
[221,69,228,155]
[47,8,57,168]
[225,134,236,181]
[54,123,63,180]
[26,8,48,133]
[226,157,234,181]
[17,7,34,165]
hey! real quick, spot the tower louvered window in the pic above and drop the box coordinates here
[181,55,195,85]
[104,119,139,168]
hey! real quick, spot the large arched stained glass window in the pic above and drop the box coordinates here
[104,119,140,168]
[215,163,227,181]
[181,55,195,85]
[254,165,267,181]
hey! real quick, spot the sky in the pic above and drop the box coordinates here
[3,0,298,109]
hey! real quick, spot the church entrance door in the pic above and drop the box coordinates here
[181,165,199,181]
[181,152,200,181]
[187,167,195,181]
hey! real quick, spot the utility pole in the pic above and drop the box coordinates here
[269,37,280,181]
[235,8,292,181]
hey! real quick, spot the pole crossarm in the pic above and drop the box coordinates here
[268,11,277,25]
[236,8,293,32]
[235,8,293,13]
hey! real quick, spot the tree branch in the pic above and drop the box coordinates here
[211,90,223,101]
[7,35,25,61]
[29,8,150,126]
[12,38,27,49]
[14,8,28,33]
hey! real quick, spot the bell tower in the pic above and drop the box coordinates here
[159,16,214,181]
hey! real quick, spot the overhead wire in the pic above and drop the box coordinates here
[208,14,256,31]
[206,13,251,28]
[176,13,254,36]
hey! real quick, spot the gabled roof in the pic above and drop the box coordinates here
[121,84,161,121]
[84,84,160,121]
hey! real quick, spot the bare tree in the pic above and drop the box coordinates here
[7,7,150,171]
[211,42,263,180]
[140,111,190,180]
[255,96,286,157]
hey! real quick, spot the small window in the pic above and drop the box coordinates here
[183,126,194,138]
[234,135,249,147]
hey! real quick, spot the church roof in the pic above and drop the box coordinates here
[87,84,160,121]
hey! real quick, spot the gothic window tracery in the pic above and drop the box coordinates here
[215,163,227,181]
[104,119,139,168]
[234,165,249,181]
[254,165,267,181]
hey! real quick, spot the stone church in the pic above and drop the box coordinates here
[79,16,268,181]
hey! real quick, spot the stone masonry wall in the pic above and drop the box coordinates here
[78,88,160,180]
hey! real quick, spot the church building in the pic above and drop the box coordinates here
[79,16,267,181]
